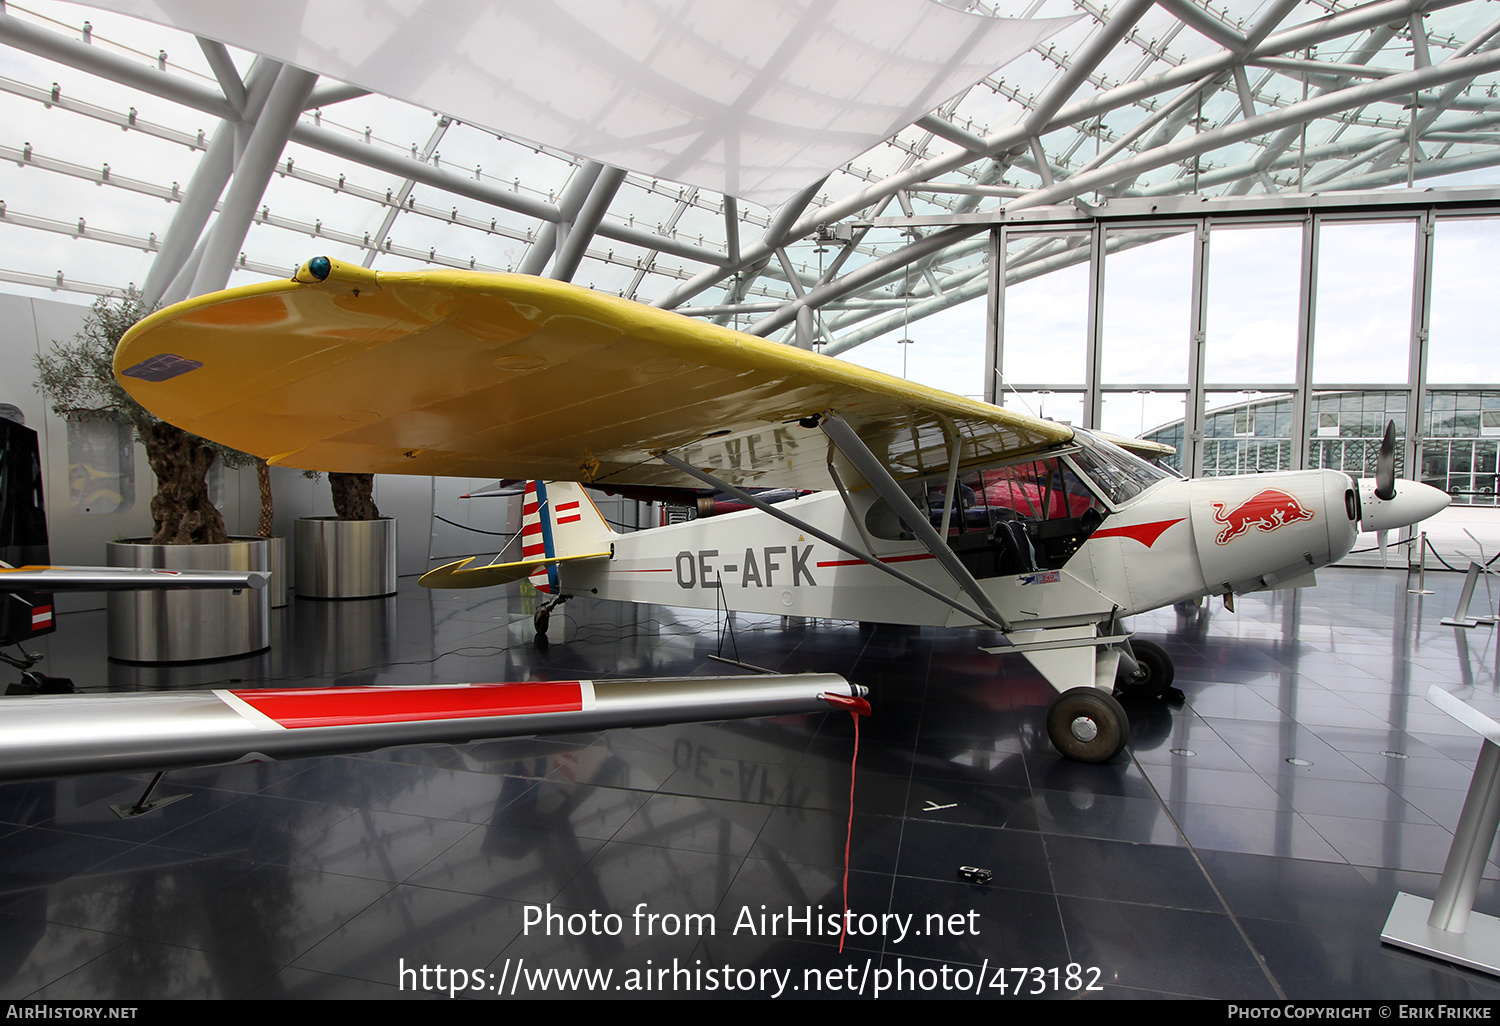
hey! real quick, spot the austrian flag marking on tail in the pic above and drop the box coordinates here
[1211,488,1315,545]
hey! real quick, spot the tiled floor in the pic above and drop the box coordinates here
[4,567,1500,999]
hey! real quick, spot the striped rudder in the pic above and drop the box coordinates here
[521,482,614,595]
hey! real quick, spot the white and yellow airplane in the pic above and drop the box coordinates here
[108,256,1448,764]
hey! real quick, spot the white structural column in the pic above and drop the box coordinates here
[548,166,627,282]
[1185,222,1210,477]
[517,161,603,276]
[1084,221,1105,430]
[1408,209,1436,482]
[190,66,319,296]
[142,57,280,307]
[984,230,1003,406]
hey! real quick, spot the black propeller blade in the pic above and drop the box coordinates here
[1375,420,1397,501]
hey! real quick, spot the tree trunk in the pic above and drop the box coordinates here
[142,422,228,544]
[329,472,380,521]
[256,460,274,538]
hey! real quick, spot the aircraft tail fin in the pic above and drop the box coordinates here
[522,481,614,594]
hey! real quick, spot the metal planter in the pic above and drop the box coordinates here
[106,538,271,663]
[294,517,397,599]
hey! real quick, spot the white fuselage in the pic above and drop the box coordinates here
[560,468,1364,631]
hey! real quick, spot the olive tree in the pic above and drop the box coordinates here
[34,289,274,544]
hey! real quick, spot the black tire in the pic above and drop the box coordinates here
[533,608,551,649]
[1115,639,1174,699]
[1046,687,1129,763]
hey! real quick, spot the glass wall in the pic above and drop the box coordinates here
[1204,224,1301,385]
[1101,229,1192,386]
[998,232,1089,391]
[1422,391,1500,504]
[1199,392,1294,476]
[991,204,1500,505]
[1311,221,1415,385]
[1305,390,1407,478]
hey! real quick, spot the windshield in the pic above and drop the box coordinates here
[1066,431,1172,506]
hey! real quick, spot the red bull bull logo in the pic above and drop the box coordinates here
[1211,488,1315,545]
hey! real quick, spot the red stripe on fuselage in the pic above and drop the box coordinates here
[815,553,936,568]
[229,682,585,728]
[1090,518,1185,548]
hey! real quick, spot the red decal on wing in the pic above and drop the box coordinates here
[229,682,585,728]
[1091,518,1185,548]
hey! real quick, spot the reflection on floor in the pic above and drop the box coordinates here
[4,568,1500,999]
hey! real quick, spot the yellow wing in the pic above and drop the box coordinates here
[115,259,1074,491]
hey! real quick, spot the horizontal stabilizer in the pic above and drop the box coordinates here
[420,551,610,590]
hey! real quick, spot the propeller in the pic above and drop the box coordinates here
[1375,421,1397,502]
[1356,420,1450,566]
[1374,421,1397,564]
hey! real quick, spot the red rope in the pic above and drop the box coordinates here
[819,691,870,955]
[841,707,859,953]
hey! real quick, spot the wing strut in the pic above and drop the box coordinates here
[657,453,1006,630]
[818,414,1012,631]
[936,428,963,538]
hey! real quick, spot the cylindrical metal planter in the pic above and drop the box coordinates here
[265,535,287,608]
[294,517,397,599]
[106,539,270,663]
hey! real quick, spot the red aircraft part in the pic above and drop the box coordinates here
[0,674,864,783]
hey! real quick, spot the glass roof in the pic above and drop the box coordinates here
[0,0,1497,363]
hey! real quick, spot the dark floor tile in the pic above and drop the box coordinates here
[1057,896,1278,999]
[1044,834,1222,911]
[9,568,1497,999]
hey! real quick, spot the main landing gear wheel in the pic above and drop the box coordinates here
[1047,687,1129,764]
[1115,639,1175,699]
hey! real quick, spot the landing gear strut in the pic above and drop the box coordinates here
[1046,687,1128,764]
[1115,639,1175,699]
[533,593,567,649]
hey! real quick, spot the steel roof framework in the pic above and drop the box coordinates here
[1,0,1499,362]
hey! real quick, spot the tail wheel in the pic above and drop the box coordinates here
[1115,639,1174,699]
[1047,687,1129,763]
[533,607,551,649]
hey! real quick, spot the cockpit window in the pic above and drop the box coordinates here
[977,460,1099,523]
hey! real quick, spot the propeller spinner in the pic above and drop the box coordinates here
[1357,420,1450,563]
